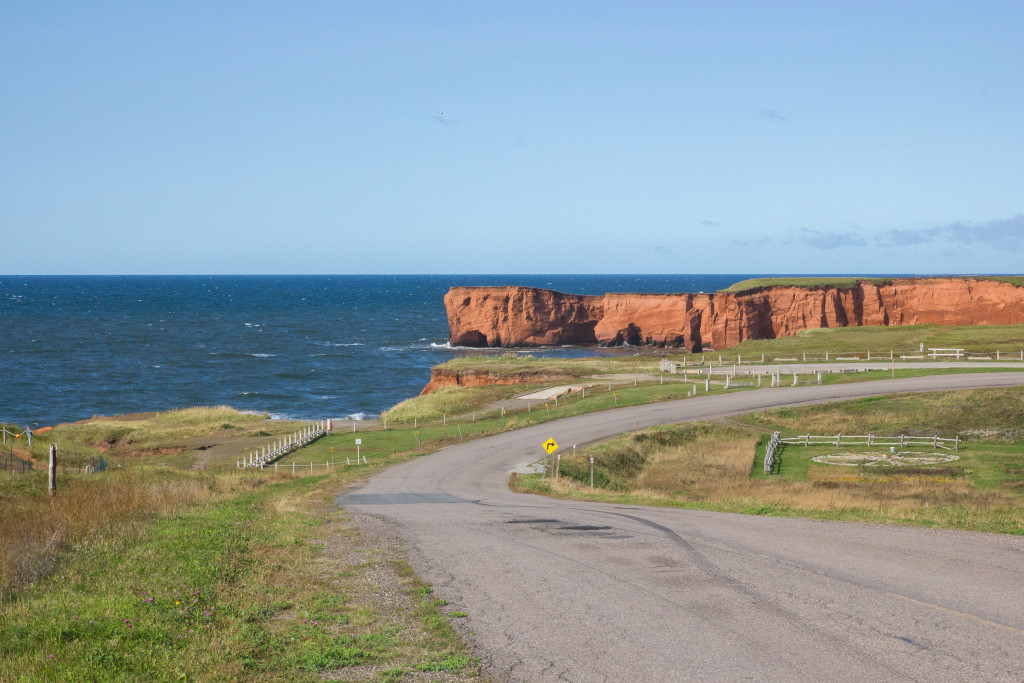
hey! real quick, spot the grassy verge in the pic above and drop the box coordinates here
[0,411,480,681]
[513,388,1024,535]
[383,384,540,424]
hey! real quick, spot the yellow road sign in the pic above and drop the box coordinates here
[542,438,559,454]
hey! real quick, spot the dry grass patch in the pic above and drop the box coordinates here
[738,388,1024,439]
[526,417,1024,534]
[383,384,532,424]
[0,469,215,598]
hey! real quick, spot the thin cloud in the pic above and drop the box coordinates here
[732,235,783,248]
[799,228,866,249]
[879,228,940,246]
[735,214,1024,253]
[701,219,720,227]
[652,245,672,255]
[945,214,1024,250]
[878,214,1024,251]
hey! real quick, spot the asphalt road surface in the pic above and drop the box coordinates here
[338,373,1024,681]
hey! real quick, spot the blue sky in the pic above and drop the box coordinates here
[2,1,1022,275]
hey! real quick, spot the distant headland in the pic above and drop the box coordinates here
[444,277,1024,351]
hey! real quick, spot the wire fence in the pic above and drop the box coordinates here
[2,451,33,473]
[248,457,374,475]
[659,347,1024,370]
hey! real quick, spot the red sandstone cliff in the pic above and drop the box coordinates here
[420,369,578,395]
[445,278,1024,351]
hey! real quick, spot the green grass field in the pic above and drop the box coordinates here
[712,322,1024,356]
[0,410,481,682]
[719,276,894,293]
[718,275,1024,294]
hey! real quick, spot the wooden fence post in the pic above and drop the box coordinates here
[48,443,57,496]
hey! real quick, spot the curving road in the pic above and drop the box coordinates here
[338,373,1024,681]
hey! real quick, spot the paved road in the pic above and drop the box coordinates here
[338,373,1024,681]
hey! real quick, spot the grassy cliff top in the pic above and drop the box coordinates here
[720,275,1024,294]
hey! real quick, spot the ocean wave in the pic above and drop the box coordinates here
[428,342,560,354]
[235,391,291,400]
[335,343,363,347]
[208,351,277,359]
[345,412,378,421]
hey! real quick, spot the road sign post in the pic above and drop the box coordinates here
[542,438,558,481]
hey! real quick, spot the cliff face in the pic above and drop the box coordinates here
[445,278,1024,350]
[420,369,578,395]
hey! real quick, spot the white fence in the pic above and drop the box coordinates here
[661,348,1024,369]
[266,457,367,475]
[763,431,781,475]
[780,433,959,451]
[238,421,329,469]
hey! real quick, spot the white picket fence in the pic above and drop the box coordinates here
[763,431,781,475]
[238,421,329,469]
[780,433,959,451]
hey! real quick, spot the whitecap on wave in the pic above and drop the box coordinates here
[429,341,558,354]
[345,412,378,421]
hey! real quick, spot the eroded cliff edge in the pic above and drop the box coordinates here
[444,278,1024,351]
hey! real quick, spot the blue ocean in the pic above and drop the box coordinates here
[1,275,750,426]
